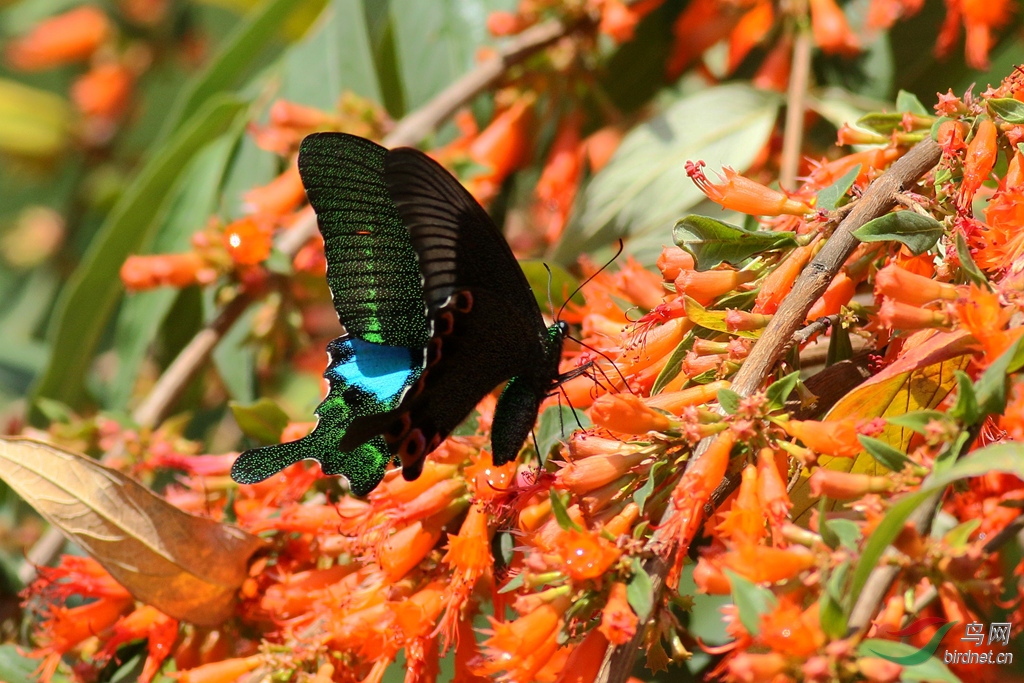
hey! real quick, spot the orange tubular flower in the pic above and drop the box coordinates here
[783,418,865,457]
[727,652,789,681]
[957,119,998,211]
[599,583,638,644]
[379,519,444,582]
[722,542,816,583]
[810,0,861,55]
[591,392,673,434]
[645,380,730,413]
[666,0,744,78]
[693,555,732,594]
[72,63,133,121]
[120,252,214,291]
[962,0,1013,69]
[877,298,951,330]
[752,35,793,92]
[243,162,306,217]
[757,447,792,530]
[728,1,775,71]
[858,657,903,683]
[583,125,624,173]
[760,599,825,656]
[223,218,273,265]
[99,606,178,683]
[956,283,1023,358]
[554,629,608,683]
[809,469,895,498]
[176,655,264,683]
[716,465,765,543]
[467,96,533,203]
[687,161,813,216]
[675,268,758,305]
[535,114,584,242]
[937,119,968,156]
[755,244,814,314]
[6,6,110,71]
[599,0,641,43]
[555,449,648,495]
[875,265,958,306]
[657,246,695,280]
[557,528,622,581]
[478,596,570,680]
[807,270,856,320]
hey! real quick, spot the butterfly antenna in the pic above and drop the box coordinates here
[565,333,636,395]
[555,239,625,322]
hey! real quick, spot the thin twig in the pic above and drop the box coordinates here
[597,138,941,683]
[779,25,813,191]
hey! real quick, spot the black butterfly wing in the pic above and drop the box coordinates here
[298,133,429,348]
[374,148,558,477]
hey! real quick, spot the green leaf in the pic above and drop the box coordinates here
[30,96,246,422]
[816,164,861,212]
[974,335,1024,416]
[949,370,980,424]
[672,215,798,270]
[852,211,944,255]
[886,410,948,434]
[278,0,382,109]
[0,644,38,683]
[156,0,327,143]
[717,388,741,414]
[556,84,781,261]
[823,518,862,551]
[107,132,239,410]
[765,371,801,411]
[896,90,930,116]
[213,303,257,403]
[943,518,981,549]
[519,261,585,312]
[955,231,987,286]
[550,489,581,531]
[858,435,913,472]
[826,323,854,366]
[497,571,526,594]
[650,331,696,395]
[632,460,664,513]
[627,559,654,621]
[857,640,962,682]
[819,560,850,638]
[535,406,591,465]
[230,398,290,444]
[819,498,840,550]
[988,97,1024,124]
[725,569,777,635]
[390,0,510,112]
[856,112,906,134]
[850,442,1024,607]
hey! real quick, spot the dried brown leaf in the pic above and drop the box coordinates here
[0,438,264,625]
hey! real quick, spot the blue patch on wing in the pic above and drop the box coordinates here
[327,337,418,403]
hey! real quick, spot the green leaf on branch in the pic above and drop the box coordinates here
[858,435,914,472]
[896,90,929,116]
[673,215,797,270]
[230,398,290,444]
[955,231,988,286]
[988,97,1024,124]
[627,559,654,621]
[852,211,944,255]
[765,371,801,411]
[816,164,861,211]
[550,490,581,531]
[725,569,777,635]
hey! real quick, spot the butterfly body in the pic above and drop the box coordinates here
[231,133,565,495]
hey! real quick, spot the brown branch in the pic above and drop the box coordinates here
[779,25,813,191]
[597,138,941,683]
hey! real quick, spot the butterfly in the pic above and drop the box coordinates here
[230,132,571,496]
